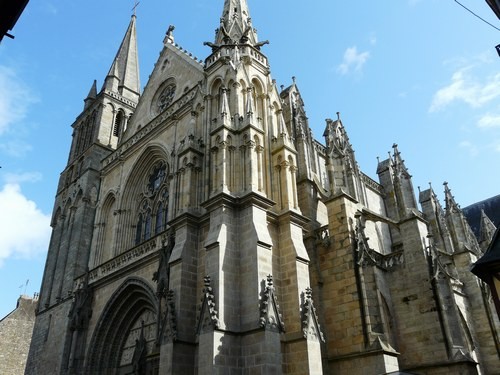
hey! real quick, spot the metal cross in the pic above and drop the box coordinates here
[132,0,140,16]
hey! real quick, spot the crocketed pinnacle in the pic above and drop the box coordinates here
[443,182,460,213]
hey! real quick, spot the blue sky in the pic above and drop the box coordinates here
[0,0,498,318]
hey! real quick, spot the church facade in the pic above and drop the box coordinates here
[26,1,500,374]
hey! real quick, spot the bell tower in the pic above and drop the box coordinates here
[26,15,141,374]
[199,0,324,373]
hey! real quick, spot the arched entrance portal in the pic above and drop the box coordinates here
[86,278,159,374]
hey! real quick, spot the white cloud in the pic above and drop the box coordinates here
[337,46,370,76]
[4,172,42,184]
[478,114,500,129]
[0,65,38,135]
[0,140,33,158]
[429,69,500,112]
[0,183,51,267]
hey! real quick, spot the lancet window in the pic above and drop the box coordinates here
[113,110,124,137]
[135,161,169,245]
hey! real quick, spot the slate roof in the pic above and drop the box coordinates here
[462,194,500,238]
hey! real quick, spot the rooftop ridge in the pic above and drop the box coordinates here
[167,39,204,65]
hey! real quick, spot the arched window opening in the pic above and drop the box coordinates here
[162,190,169,232]
[155,202,163,235]
[114,110,124,137]
[144,208,152,241]
[135,213,143,245]
[134,161,170,246]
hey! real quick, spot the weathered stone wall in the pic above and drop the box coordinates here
[0,296,36,375]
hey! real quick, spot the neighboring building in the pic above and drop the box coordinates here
[0,295,37,374]
[26,1,500,374]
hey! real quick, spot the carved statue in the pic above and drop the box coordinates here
[131,321,147,375]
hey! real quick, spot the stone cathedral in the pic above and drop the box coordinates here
[26,1,500,374]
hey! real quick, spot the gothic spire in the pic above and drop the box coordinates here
[103,15,141,101]
[443,182,460,213]
[215,0,259,46]
[391,144,411,179]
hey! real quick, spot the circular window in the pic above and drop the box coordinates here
[156,84,176,114]
[146,162,167,196]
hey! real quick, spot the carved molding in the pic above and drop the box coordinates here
[86,237,161,284]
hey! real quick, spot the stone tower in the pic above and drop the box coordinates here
[26,1,499,374]
[25,14,140,374]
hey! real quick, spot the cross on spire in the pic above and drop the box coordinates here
[132,0,140,16]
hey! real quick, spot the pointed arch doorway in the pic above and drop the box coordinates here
[86,278,159,374]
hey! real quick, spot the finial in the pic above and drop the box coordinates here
[336,112,340,121]
[204,275,211,288]
[292,76,296,84]
[305,287,313,300]
[267,274,274,287]
[132,0,140,16]
[280,85,284,91]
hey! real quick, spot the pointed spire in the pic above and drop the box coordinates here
[391,144,411,178]
[103,15,141,101]
[323,114,350,159]
[215,0,259,46]
[443,182,460,213]
[83,80,97,109]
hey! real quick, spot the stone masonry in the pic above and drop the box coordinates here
[26,1,500,374]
